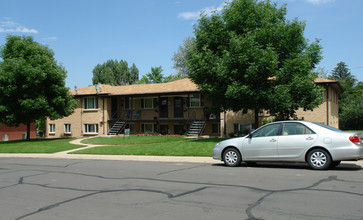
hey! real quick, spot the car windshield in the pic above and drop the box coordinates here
[311,122,342,132]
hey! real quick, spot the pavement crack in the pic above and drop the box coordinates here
[171,186,209,198]
[157,164,208,175]
[244,175,342,220]
[15,188,174,220]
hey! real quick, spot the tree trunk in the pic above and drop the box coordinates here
[26,122,31,141]
[254,109,259,129]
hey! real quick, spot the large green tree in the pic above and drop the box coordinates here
[172,37,194,77]
[0,35,77,140]
[92,59,139,85]
[186,0,323,127]
[329,62,363,129]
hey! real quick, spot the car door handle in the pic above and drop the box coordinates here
[306,137,314,140]
[270,139,277,142]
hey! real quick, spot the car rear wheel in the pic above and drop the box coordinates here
[307,149,332,170]
[223,148,242,167]
[331,161,341,168]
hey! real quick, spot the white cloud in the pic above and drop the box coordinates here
[305,0,335,4]
[0,18,38,34]
[43,36,57,41]
[178,2,226,20]
[41,36,57,44]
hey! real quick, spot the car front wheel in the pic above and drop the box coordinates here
[307,149,332,170]
[223,148,242,167]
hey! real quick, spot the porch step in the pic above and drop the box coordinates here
[187,120,206,137]
[108,120,127,135]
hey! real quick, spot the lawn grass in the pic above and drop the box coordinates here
[81,135,187,145]
[0,138,81,153]
[72,137,227,157]
[344,130,363,133]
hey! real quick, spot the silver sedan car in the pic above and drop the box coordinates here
[213,121,363,170]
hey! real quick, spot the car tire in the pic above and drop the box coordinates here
[331,161,341,168]
[223,148,242,167]
[307,149,332,170]
[245,161,257,166]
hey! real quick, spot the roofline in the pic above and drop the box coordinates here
[315,81,344,93]
[74,91,200,97]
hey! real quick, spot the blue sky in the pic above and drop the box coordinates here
[0,0,362,89]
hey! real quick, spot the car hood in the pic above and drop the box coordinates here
[217,136,247,146]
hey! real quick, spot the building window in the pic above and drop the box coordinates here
[2,134,8,141]
[141,98,154,109]
[49,124,55,133]
[84,124,98,134]
[125,97,134,109]
[141,123,155,133]
[233,123,252,135]
[64,124,71,134]
[22,134,27,140]
[190,94,204,107]
[84,97,98,109]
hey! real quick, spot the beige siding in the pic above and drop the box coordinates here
[46,96,110,138]
[46,79,340,138]
[45,94,217,137]
[221,110,255,136]
[295,84,339,128]
[222,84,340,137]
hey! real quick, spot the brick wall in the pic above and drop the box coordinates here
[0,123,37,141]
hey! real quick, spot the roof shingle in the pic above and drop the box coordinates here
[71,78,199,96]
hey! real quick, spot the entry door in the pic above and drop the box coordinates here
[159,97,168,118]
[174,97,183,118]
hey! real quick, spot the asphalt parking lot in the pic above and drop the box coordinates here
[0,157,362,220]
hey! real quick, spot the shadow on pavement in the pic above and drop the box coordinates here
[212,162,362,171]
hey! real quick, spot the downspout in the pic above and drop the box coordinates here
[326,85,329,126]
[103,97,105,135]
[187,94,190,130]
[81,97,83,136]
[158,95,161,134]
[224,111,226,137]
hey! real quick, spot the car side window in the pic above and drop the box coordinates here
[252,124,281,137]
[282,123,315,136]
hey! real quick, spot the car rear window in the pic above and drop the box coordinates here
[311,122,342,132]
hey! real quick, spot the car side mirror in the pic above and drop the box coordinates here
[248,132,253,139]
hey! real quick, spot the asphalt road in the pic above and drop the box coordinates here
[0,158,362,220]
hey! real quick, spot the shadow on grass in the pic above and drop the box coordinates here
[189,138,229,143]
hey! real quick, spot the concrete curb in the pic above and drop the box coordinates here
[0,153,218,163]
[0,152,362,167]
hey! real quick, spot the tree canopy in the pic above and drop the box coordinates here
[329,62,363,130]
[0,35,77,140]
[186,0,323,126]
[138,66,184,84]
[172,36,194,77]
[92,59,139,85]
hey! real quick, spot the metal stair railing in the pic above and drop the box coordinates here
[108,118,127,135]
[187,111,206,137]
